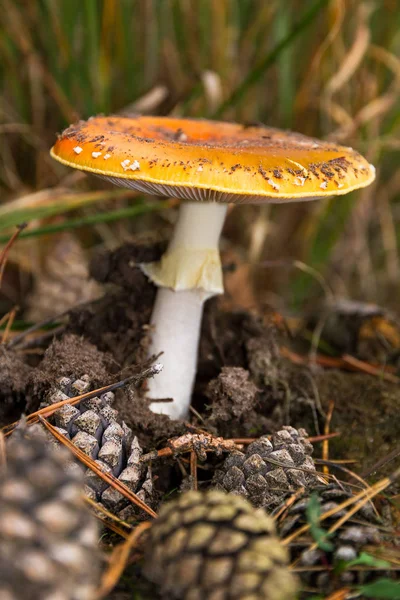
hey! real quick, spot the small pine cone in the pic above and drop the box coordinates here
[0,424,99,600]
[277,484,381,593]
[26,233,101,322]
[144,489,298,600]
[212,426,319,509]
[42,374,154,520]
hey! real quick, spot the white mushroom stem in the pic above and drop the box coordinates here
[143,201,228,419]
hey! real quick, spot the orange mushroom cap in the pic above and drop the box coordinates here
[51,115,375,203]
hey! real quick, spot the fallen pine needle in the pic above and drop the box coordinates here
[96,521,152,598]
[322,400,335,475]
[39,416,157,518]
[283,465,400,547]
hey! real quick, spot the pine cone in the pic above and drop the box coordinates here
[42,374,154,520]
[144,489,298,600]
[277,483,382,594]
[26,233,101,322]
[0,424,99,600]
[212,426,319,509]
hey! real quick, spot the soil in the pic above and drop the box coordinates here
[1,239,399,598]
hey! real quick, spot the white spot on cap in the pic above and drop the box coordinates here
[73,146,83,155]
[320,181,328,189]
[293,176,306,186]
[121,159,140,171]
[267,178,280,191]
[197,166,203,173]
[103,154,111,160]
[312,143,319,149]
[338,182,344,188]
[128,160,140,171]
[92,151,102,158]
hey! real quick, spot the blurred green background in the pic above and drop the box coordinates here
[1,0,399,319]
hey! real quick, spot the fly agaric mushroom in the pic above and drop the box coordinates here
[50,116,375,419]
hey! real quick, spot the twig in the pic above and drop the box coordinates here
[190,451,198,491]
[6,307,74,349]
[140,433,241,463]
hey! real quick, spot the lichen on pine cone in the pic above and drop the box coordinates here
[41,374,154,520]
[0,424,100,600]
[144,489,298,600]
[212,426,319,509]
[277,483,382,594]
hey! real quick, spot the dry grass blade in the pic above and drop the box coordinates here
[94,515,130,540]
[1,364,161,436]
[0,431,6,468]
[273,487,306,521]
[0,223,27,289]
[322,400,335,475]
[1,305,18,344]
[282,466,400,547]
[39,416,157,519]
[85,495,133,538]
[361,447,400,479]
[96,521,152,598]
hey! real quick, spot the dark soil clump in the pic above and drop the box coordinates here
[27,333,114,412]
[0,347,32,423]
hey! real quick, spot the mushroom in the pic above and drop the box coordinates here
[50,116,375,419]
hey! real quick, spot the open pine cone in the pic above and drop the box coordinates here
[212,426,319,509]
[0,424,100,600]
[42,374,154,520]
[277,483,383,595]
[144,489,298,600]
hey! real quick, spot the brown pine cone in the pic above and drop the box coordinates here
[212,426,319,509]
[0,424,100,600]
[277,483,383,595]
[143,489,299,600]
[42,374,154,520]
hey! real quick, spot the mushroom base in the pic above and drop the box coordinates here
[147,287,209,419]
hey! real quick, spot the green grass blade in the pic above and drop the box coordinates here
[213,0,327,118]
[0,201,166,242]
